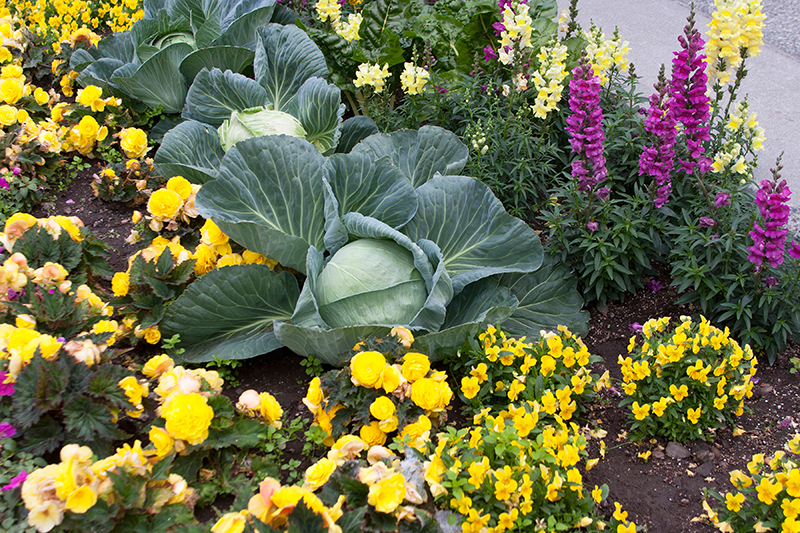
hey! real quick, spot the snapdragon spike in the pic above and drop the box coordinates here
[747,178,792,268]
[566,54,607,192]
[639,68,677,208]
[669,13,711,175]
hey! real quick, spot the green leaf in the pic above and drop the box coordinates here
[403,175,543,294]
[414,277,517,362]
[205,417,264,449]
[195,135,328,273]
[335,116,379,154]
[154,119,224,183]
[352,125,469,188]
[253,24,328,110]
[179,46,255,83]
[161,265,299,362]
[111,42,193,113]
[63,397,122,442]
[324,152,417,229]
[497,255,590,337]
[283,77,344,153]
[182,67,268,126]
[273,320,389,366]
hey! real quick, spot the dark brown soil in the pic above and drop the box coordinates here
[40,172,800,531]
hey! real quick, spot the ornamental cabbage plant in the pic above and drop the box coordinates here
[70,0,296,113]
[161,126,588,365]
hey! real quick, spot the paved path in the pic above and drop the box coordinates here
[557,0,800,209]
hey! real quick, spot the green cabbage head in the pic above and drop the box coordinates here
[218,107,307,152]
[315,239,427,328]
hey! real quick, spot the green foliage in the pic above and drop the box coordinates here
[12,354,136,456]
[202,356,243,388]
[0,170,47,224]
[0,439,46,533]
[110,248,197,341]
[300,353,325,378]
[618,316,756,442]
[91,158,162,204]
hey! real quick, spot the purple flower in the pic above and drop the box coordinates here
[483,45,498,62]
[566,55,607,194]
[12,166,20,176]
[0,373,13,396]
[0,178,8,189]
[1,471,26,491]
[492,21,505,36]
[629,322,644,332]
[57,336,65,343]
[639,71,677,207]
[715,192,730,208]
[763,277,778,288]
[748,178,792,268]
[779,417,793,429]
[595,187,611,200]
[586,221,599,232]
[669,15,710,176]
[0,422,16,439]
[436,85,447,94]
[790,241,800,259]
[699,217,715,228]
[646,280,664,293]
[65,199,74,204]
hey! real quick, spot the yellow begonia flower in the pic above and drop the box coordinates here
[148,188,183,220]
[367,472,406,513]
[119,127,149,159]
[161,392,214,445]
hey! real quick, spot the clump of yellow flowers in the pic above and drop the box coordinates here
[353,62,391,94]
[705,0,765,86]
[583,25,630,85]
[454,325,605,418]
[620,315,756,442]
[530,39,569,119]
[704,434,800,532]
[304,327,452,451]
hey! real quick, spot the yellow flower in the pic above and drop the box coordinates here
[161,392,214,445]
[617,522,636,533]
[166,176,193,200]
[143,325,161,344]
[0,104,16,126]
[367,472,406,513]
[143,354,174,378]
[631,402,650,420]
[669,383,688,402]
[410,377,452,412]
[211,512,247,533]
[725,492,744,512]
[350,351,387,388]
[111,271,130,297]
[687,406,701,424]
[360,421,387,446]
[304,457,336,491]
[34,87,49,105]
[119,127,149,159]
[258,392,283,427]
[756,477,781,505]
[148,188,183,220]
[592,485,603,503]
[148,426,174,459]
[370,396,396,420]
[401,352,430,382]
[461,375,480,399]
[65,484,98,513]
[76,115,101,139]
[0,77,23,104]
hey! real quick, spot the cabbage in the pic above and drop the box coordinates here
[162,127,589,365]
[218,108,306,152]
[315,239,427,328]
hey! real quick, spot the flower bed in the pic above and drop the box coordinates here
[0,0,799,532]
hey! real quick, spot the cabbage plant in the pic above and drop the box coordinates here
[161,126,588,365]
[70,0,295,113]
[152,22,368,182]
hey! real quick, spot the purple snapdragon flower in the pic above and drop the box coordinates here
[669,15,711,175]
[646,280,664,293]
[0,177,8,189]
[0,422,15,439]
[790,240,800,259]
[639,70,677,208]
[566,55,607,193]
[586,221,599,232]
[1,471,26,491]
[747,178,792,268]
[0,372,13,396]
[483,45,498,62]
[715,192,730,208]
[699,217,715,228]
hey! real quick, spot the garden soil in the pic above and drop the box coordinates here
[34,170,800,532]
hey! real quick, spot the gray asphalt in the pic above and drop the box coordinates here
[557,0,800,221]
